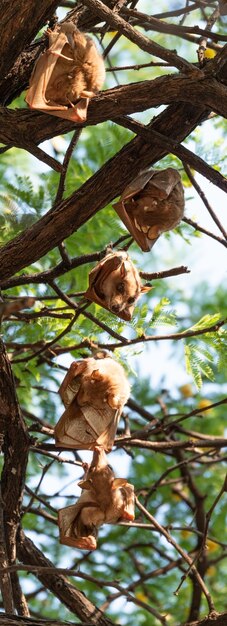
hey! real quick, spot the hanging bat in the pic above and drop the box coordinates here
[25,22,105,122]
[54,353,130,451]
[0,297,35,322]
[58,447,135,550]
[84,250,151,320]
[114,168,185,252]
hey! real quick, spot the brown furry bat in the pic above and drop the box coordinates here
[58,447,135,550]
[55,354,130,451]
[25,22,105,122]
[84,250,151,320]
[0,297,35,321]
[114,168,185,252]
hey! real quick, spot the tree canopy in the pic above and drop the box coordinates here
[0,2,227,626]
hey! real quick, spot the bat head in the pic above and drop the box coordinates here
[78,448,126,489]
[114,168,185,252]
[118,483,135,521]
[76,363,129,410]
[78,447,114,489]
[85,250,151,320]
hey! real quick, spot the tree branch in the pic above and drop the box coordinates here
[0,100,210,282]
[17,531,115,626]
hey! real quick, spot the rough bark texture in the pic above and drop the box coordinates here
[0,102,209,282]
[0,340,30,615]
[0,0,60,83]
[185,614,227,626]
[17,531,116,626]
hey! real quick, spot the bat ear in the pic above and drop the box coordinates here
[70,98,89,122]
[140,285,153,294]
[78,479,92,490]
[112,478,128,490]
[91,369,103,381]
[120,261,127,278]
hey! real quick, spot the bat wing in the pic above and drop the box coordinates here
[58,493,98,550]
[26,30,69,110]
[150,168,182,198]
[54,399,98,449]
[59,361,87,407]
[113,168,184,252]
[113,169,156,252]
[119,169,156,202]
[26,24,104,123]
[26,31,87,122]
[95,406,121,450]
[114,197,153,252]
[120,483,135,521]
[54,398,119,451]
[86,253,122,292]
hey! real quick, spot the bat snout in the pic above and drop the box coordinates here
[111,302,122,313]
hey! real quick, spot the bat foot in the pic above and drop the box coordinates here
[82,462,90,471]
[93,445,104,453]
[121,512,135,521]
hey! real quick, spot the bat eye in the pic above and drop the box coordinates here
[116,282,125,294]
[127,296,136,305]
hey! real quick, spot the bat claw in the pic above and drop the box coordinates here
[47,50,73,62]
[82,462,89,471]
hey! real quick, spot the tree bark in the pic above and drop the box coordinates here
[0,339,30,615]
[17,531,116,626]
[0,0,59,83]
[0,101,209,283]
[1,74,227,147]
[184,613,227,626]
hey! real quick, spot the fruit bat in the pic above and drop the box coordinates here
[84,250,151,321]
[58,447,135,550]
[0,297,35,321]
[54,354,130,451]
[25,22,105,122]
[114,168,185,252]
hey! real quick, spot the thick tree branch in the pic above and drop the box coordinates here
[82,0,200,73]
[0,0,59,82]
[0,616,94,626]
[1,73,227,149]
[0,340,30,615]
[17,531,115,626]
[0,101,210,282]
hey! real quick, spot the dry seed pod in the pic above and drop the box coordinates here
[58,447,135,550]
[55,354,130,451]
[26,22,105,122]
[114,168,185,252]
[84,250,151,320]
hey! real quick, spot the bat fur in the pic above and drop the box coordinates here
[114,168,185,252]
[85,250,151,320]
[55,354,130,450]
[58,447,135,550]
[26,22,105,122]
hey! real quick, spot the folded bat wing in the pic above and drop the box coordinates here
[26,31,89,122]
[58,494,98,550]
[55,397,120,451]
